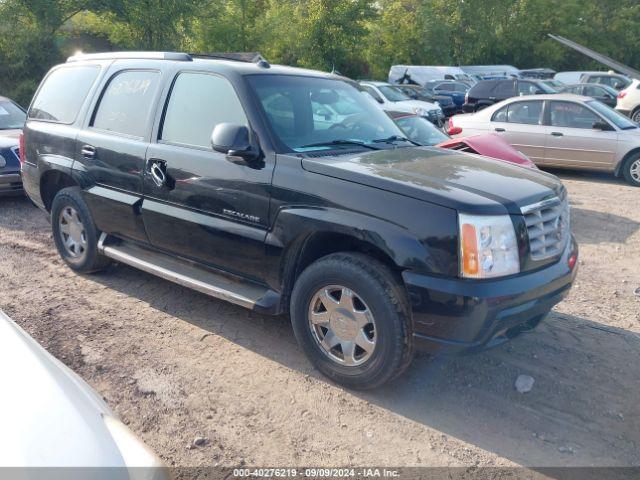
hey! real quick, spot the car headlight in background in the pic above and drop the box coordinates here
[412,107,428,116]
[459,213,520,278]
[0,154,5,168]
[103,415,170,480]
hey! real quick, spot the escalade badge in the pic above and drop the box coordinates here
[223,209,260,223]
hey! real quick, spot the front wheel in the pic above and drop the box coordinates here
[622,154,640,187]
[290,253,413,389]
[51,187,112,272]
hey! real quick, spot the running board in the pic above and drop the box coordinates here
[98,234,280,313]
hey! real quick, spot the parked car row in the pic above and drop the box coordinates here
[448,93,640,186]
[0,96,25,196]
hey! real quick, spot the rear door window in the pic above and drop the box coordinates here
[29,66,99,123]
[492,100,542,125]
[92,70,160,137]
[161,72,247,148]
[493,81,515,97]
[517,81,542,95]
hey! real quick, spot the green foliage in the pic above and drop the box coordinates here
[2,0,640,107]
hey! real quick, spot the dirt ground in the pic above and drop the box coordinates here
[1,169,639,470]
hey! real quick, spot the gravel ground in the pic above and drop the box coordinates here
[0,169,639,470]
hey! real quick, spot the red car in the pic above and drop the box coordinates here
[389,111,537,168]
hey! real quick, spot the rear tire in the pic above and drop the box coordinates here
[622,153,640,187]
[631,108,640,123]
[51,187,112,273]
[290,253,413,389]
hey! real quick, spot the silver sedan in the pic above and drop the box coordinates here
[448,93,640,186]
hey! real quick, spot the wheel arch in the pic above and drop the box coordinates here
[267,207,435,307]
[39,168,79,212]
[615,147,640,177]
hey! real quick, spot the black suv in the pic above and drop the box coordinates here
[463,79,556,112]
[21,52,578,389]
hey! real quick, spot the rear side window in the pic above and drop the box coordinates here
[29,66,99,123]
[161,72,247,148]
[92,70,160,137]
[494,80,515,96]
[469,81,496,96]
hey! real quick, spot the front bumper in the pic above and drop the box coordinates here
[404,237,578,355]
[0,172,23,196]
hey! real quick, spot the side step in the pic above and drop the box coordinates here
[98,234,280,313]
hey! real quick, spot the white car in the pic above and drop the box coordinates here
[616,78,640,122]
[448,93,640,186]
[359,81,445,126]
[0,310,167,478]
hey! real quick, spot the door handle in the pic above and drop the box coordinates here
[148,160,167,188]
[495,128,506,132]
[550,131,564,137]
[81,145,96,159]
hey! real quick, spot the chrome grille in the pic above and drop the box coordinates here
[522,196,570,260]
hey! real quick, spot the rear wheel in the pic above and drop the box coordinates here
[51,187,111,272]
[631,108,640,123]
[290,253,413,389]
[622,154,640,187]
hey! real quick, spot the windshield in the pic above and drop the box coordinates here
[393,115,448,146]
[378,85,411,102]
[0,100,26,130]
[587,100,638,129]
[248,75,405,152]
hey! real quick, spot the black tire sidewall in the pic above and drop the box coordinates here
[51,187,105,272]
[290,254,409,389]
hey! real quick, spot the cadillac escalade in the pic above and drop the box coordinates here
[20,52,578,389]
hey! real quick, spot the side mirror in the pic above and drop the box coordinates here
[211,123,262,166]
[592,121,613,131]
[448,126,463,135]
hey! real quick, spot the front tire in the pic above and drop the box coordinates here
[622,153,640,187]
[51,187,112,272]
[290,253,413,389]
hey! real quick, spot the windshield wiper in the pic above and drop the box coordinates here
[372,135,420,146]
[298,139,381,150]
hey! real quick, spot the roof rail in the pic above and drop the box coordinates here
[67,51,193,63]
[190,52,270,68]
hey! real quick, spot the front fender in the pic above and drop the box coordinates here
[264,205,458,293]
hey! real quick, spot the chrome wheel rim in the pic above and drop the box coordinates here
[630,158,640,182]
[58,206,87,259]
[308,285,376,366]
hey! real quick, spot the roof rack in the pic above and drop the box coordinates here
[67,51,193,63]
[190,52,270,68]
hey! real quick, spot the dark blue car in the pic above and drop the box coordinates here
[0,96,25,196]
[425,81,469,108]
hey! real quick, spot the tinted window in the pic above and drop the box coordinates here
[494,80,515,97]
[92,70,160,137]
[378,85,410,102]
[584,85,605,97]
[161,73,247,148]
[0,100,26,130]
[517,81,542,95]
[469,81,497,96]
[549,101,599,129]
[29,66,99,123]
[492,101,542,125]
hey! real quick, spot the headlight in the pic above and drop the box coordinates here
[459,214,520,278]
[103,415,170,479]
[412,107,427,116]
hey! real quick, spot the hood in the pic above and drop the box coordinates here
[0,311,127,468]
[437,133,537,168]
[302,147,563,215]
[392,99,439,111]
